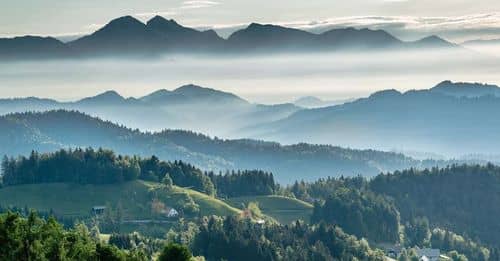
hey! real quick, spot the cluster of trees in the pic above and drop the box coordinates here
[138,155,215,195]
[430,228,496,261]
[108,232,165,257]
[0,211,147,260]
[207,170,276,197]
[311,188,400,243]
[1,149,141,185]
[370,164,500,247]
[1,148,283,198]
[191,215,385,261]
[0,211,195,261]
[287,176,367,202]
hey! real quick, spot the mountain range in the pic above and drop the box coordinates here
[3,80,500,160]
[0,15,458,59]
[0,84,300,136]
[245,80,500,157]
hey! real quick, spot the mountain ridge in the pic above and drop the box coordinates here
[245,80,500,157]
[1,15,459,59]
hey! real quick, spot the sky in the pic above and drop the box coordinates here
[1,0,500,42]
[1,0,500,103]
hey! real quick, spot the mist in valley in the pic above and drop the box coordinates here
[1,47,498,104]
[1,47,500,161]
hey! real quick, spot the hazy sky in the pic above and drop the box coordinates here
[1,0,500,42]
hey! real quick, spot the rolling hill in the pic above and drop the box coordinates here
[227,195,313,224]
[0,180,240,219]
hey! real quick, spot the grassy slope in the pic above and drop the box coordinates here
[0,180,240,219]
[227,195,313,224]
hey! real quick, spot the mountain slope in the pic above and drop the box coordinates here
[0,180,240,219]
[317,27,403,49]
[0,110,443,183]
[227,23,316,51]
[246,81,500,156]
[227,195,313,224]
[0,36,68,59]
[146,16,224,51]
[0,84,299,136]
[69,16,165,55]
[429,80,500,97]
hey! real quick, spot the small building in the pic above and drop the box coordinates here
[416,248,440,261]
[91,206,106,215]
[166,207,179,218]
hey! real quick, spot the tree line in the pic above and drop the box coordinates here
[1,148,277,198]
[207,170,276,197]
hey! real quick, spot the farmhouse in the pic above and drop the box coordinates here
[166,207,179,218]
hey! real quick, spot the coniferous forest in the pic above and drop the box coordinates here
[1,148,500,260]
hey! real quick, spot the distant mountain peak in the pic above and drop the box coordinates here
[94,90,123,99]
[369,89,402,99]
[432,80,499,89]
[430,80,500,97]
[147,16,183,30]
[106,15,145,28]
[413,35,455,48]
[247,22,265,29]
[173,84,247,102]
[140,89,173,102]
[77,90,126,104]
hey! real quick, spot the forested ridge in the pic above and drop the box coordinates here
[0,148,275,197]
[0,110,464,183]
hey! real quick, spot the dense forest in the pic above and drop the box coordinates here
[311,188,400,243]
[370,164,500,247]
[2,146,500,260]
[283,169,500,260]
[191,215,385,261]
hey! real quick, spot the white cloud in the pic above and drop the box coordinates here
[180,0,221,9]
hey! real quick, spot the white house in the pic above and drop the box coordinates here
[166,208,179,218]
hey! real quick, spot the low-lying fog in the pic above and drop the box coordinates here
[1,48,499,104]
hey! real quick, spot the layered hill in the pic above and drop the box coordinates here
[246,81,500,157]
[0,110,440,183]
[0,84,300,136]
